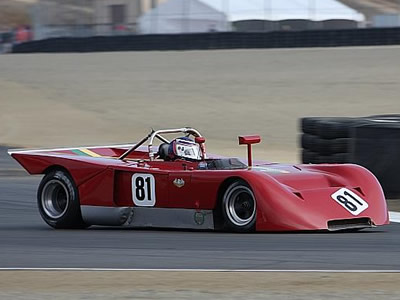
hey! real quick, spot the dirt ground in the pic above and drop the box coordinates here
[0,271,399,299]
[1,46,400,163]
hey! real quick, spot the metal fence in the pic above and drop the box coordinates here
[32,19,362,40]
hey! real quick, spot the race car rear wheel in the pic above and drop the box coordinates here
[37,169,87,229]
[222,180,256,232]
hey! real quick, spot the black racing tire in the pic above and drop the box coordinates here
[314,138,331,154]
[222,180,256,233]
[317,119,356,139]
[37,169,88,229]
[302,149,318,164]
[314,153,351,164]
[315,154,333,164]
[316,138,351,155]
[301,134,349,155]
[301,117,355,136]
[300,134,317,150]
[301,117,325,135]
[331,153,352,164]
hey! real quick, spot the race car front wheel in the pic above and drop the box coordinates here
[37,169,87,229]
[222,180,256,232]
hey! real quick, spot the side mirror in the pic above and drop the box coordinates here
[195,136,206,159]
[195,136,206,144]
[238,135,261,167]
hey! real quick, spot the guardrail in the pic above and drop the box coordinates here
[12,27,400,53]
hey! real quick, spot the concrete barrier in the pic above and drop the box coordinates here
[13,27,400,53]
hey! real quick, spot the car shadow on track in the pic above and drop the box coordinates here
[80,226,386,234]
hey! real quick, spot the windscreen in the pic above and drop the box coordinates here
[173,138,202,161]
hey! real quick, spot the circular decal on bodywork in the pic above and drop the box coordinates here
[194,212,205,225]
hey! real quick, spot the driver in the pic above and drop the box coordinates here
[158,137,202,161]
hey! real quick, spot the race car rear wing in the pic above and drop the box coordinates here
[239,135,261,167]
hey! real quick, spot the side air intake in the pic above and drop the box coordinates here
[327,218,374,231]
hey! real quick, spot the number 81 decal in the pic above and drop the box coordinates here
[132,174,156,207]
[331,188,368,216]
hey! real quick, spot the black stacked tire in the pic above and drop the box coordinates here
[300,117,354,164]
[352,116,400,198]
[301,134,350,155]
[302,149,318,164]
[301,117,325,135]
[299,114,400,198]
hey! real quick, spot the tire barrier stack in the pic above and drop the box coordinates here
[300,115,400,198]
[13,27,400,54]
[301,117,353,164]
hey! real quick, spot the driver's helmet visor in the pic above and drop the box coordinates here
[173,138,202,160]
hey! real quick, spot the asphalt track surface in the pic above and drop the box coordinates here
[1,147,400,270]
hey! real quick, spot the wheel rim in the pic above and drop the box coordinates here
[41,179,69,219]
[224,185,256,227]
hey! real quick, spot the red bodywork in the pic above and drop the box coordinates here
[9,141,389,231]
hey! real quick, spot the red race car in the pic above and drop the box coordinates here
[9,127,388,232]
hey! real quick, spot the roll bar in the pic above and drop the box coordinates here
[119,127,203,161]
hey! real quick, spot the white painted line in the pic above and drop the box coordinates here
[0,268,400,273]
[389,211,400,223]
[241,45,400,53]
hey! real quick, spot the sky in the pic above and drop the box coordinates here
[200,0,364,21]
